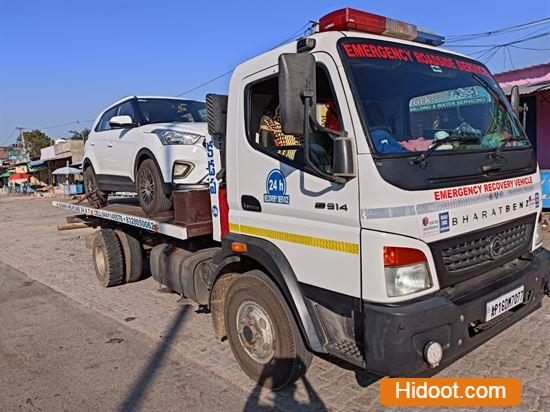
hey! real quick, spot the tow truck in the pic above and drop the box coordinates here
[54,8,550,390]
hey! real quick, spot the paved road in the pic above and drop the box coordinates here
[0,196,549,411]
[0,262,250,411]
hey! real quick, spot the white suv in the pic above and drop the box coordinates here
[83,96,209,214]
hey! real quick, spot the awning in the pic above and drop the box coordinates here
[0,171,14,178]
[500,81,550,95]
[8,173,31,181]
[52,166,81,175]
[28,160,45,168]
[40,153,71,162]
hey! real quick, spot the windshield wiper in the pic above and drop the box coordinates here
[413,134,476,168]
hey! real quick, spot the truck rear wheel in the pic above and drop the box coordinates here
[224,270,312,390]
[115,229,143,283]
[92,229,124,287]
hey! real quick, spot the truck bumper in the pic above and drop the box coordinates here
[362,248,550,376]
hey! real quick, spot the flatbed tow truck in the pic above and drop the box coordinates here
[54,8,550,390]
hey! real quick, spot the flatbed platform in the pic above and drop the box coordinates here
[53,199,188,240]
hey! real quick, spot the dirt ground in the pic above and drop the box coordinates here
[0,195,549,411]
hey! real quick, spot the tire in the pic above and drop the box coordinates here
[136,159,172,215]
[115,229,143,283]
[224,270,312,390]
[83,166,108,208]
[92,229,124,287]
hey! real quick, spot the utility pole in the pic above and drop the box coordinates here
[16,127,25,152]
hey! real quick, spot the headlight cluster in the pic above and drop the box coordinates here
[154,129,203,145]
[383,246,433,297]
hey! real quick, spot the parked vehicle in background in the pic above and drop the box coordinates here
[83,96,208,214]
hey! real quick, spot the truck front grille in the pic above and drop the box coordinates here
[442,223,529,273]
[429,214,535,288]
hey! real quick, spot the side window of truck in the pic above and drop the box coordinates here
[246,65,342,171]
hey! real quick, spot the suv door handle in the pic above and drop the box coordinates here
[241,195,261,212]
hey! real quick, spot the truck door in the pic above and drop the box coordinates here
[233,53,361,298]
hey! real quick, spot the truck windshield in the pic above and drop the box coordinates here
[137,99,207,124]
[339,39,529,156]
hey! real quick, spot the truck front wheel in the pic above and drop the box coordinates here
[224,270,312,390]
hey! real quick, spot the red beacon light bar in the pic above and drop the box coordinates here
[318,8,445,46]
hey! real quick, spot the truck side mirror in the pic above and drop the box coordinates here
[333,136,356,179]
[511,85,521,120]
[278,53,316,135]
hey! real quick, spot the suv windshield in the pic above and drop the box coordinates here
[339,39,529,156]
[137,99,207,124]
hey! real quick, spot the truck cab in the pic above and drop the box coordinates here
[206,8,549,387]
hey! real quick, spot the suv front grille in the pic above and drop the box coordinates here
[430,214,535,288]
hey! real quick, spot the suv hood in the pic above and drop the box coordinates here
[140,122,208,136]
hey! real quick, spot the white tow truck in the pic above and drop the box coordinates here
[54,8,549,390]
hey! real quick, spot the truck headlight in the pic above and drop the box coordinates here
[384,246,432,297]
[154,129,203,145]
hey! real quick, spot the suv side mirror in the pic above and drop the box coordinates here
[278,53,316,135]
[109,115,135,129]
[510,85,521,120]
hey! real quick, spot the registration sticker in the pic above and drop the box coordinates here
[485,285,524,322]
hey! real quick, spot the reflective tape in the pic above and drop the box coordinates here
[229,223,359,255]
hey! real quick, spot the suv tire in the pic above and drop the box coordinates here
[83,166,108,208]
[136,159,173,214]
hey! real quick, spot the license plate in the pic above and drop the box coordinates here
[485,285,524,322]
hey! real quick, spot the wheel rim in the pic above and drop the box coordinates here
[140,168,155,206]
[236,300,275,364]
[94,243,107,281]
[85,174,94,194]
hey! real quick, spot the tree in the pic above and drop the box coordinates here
[17,129,51,158]
[68,128,90,141]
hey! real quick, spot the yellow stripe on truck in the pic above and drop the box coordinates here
[229,223,359,255]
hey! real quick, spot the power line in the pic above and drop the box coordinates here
[25,119,95,130]
[0,128,18,147]
[176,70,234,97]
[175,21,315,98]
[445,17,550,43]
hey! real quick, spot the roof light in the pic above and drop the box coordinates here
[318,8,444,46]
[415,30,445,46]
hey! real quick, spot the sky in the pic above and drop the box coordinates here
[1,0,549,145]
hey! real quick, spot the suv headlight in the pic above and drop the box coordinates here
[383,246,433,297]
[154,129,203,145]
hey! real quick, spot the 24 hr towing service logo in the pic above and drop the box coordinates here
[264,169,290,205]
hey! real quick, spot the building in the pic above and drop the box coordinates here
[495,63,550,208]
[27,139,84,191]
[494,63,550,168]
